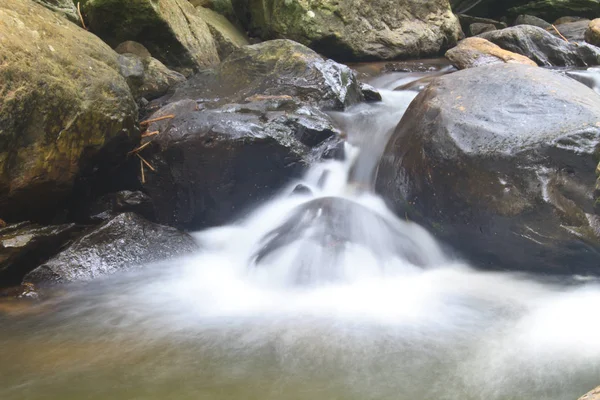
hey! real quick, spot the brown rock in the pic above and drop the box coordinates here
[446,37,537,69]
[585,19,600,46]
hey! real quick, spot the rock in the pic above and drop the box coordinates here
[510,1,600,22]
[376,63,600,275]
[191,0,237,23]
[160,40,363,111]
[446,37,537,69]
[586,18,600,46]
[80,0,220,71]
[458,14,507,34]
[74,190,155,223]
[194,6,249,59]
[549,19,590,41]
[114,41,152,59]
[452,0,529,18]
[0,222,81,286]
[0,0,138,222]
[140,96,343,229]
[579,386,600,400]
[236,0,462,61]
[514,14,552,29]
[470,23,497,35]
[555,16,587,24]
[118,53,186,100]
[479,25,600,66]
[24,213,198,285]
[33,0,78,21]
[360,83,383,102]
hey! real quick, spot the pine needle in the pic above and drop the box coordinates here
[141,130,159,138]
[140,158,145,184]
[136,153,155,172]
[77,3,87,30]
[551,25,569,43]
[140,114,175,127]
[127,141,151,155]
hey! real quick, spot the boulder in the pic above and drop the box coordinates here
[376,63,600,275]
[24,213,198,284]
[479,25,600,66]
[33,0,78,21]
[514,14,552,29]
[72,190,155,223]
[80,0,220,71]
[139,96,343,229]
[194,6,249,59]
[114,41,152,59]
[160,40,363,111]
[555,16,587,24]
[451,0,529,18]
[190,0,237,23]
[470,23,497,35]
[446,37,537,69]
[118,53,186,101]
[0,222,81,286]
[458,14,507,34]
[579,386,600,400]
[0,0,139,222]
[510,1,600,22]
[235,0,462,61]
[586,18,600,45]
[549,19,590,41]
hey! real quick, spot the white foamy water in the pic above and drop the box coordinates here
[1,67,599,400]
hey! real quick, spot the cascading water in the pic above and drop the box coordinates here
[1,66,600,400]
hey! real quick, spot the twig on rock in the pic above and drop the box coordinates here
[141,130,159,138]
[128,141,151,155]
[140,158,146,184]
[136,153,155,172]
[140,114,175,127]
[551,25,569,43]
[77,3,87,30]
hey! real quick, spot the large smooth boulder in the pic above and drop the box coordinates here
[0,222,81,286]
[376,64,600,275]
[446,37,537,69]
[234,0,462,61]
[140,96,343,229]
[24,213,198,284]
[0,0,138,222]
[479,25,600,66]
[80,0,220,71]
[160,40,364,111]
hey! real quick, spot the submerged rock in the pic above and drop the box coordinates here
[0,223,81,286]
[446,37,537,69]
[479,25,600,66]
[376,63,600,275]
[140,97,343,229]
[236,0,461,61]
[0,0,138,222]
[161,40,363,111]
[80,0,220,71]
[24,213,198,285]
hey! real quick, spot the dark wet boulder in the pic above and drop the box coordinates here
[160,40,363,111]
[251,197,445,284]
[73,190,155,223]
[586,19,600,45]
[0,0,138,223]
[514,14,552,29]
[470,23,497,36]
[446,37,537,69]
[549,19,590,41]
[235,0,461,62]
[80,0,220,71]
[510,1,600,22]
[0,223,81,286]
[376,63,600,275]
[479,25,600,66]
[140,96,343,229]
[24,213,198,285]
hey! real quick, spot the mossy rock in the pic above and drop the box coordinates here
[235,0,462,62]
[195,6,249,59]
[33,0,78,21]
[80,0,220,71]
[0,0,138,222]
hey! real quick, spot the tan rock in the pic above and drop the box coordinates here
[585,19,600,46]
[579,386,600,400]
[446,37,538,69]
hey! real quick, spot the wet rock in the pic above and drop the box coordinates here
[33,0,78,21]
[119,53,186,101]
[0,0,138,223]
[470,23,497,36]
[236,0,461,62]
[586,19,600,46]
[579,386,600,400]
[140,97,343,229]
[194,6,249,59]
[360,83,383,102]
[75,190,155,223]
[458,14,507,34]
[24,213,198,285]
[161,40,363,111]
[479,25,600,66]
[446,37,537,69]
[376,63,600,275]
[514,14,552,29]
[0,222,81,286]
[80,0,220,71]
[549,19,590,41]
[291,184,312,195]
[510,1,600,22]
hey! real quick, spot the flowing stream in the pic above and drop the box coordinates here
[1,66,600,400]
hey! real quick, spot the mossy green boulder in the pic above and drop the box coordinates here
[80,0,220,71]
[33,0,78,21]
[234,0,461,61]
[0,0,138,222]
